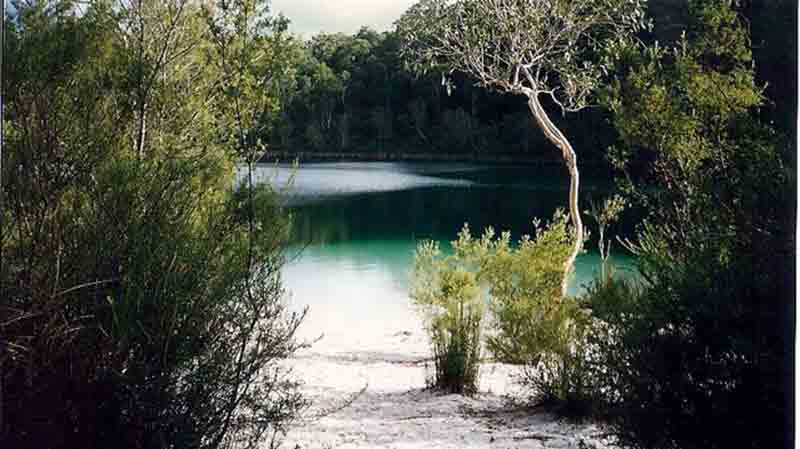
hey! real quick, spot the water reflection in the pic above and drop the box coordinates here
[261,162,634,308]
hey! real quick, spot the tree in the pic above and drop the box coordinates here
[587,1,793,447]
[204,2,306,446]
[111,0,213,160]
[1,1,306,447]
[397,0,649,295]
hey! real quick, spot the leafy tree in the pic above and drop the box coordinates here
[397,0,649,295]
[588,2,794,448]
[1,1,306,447]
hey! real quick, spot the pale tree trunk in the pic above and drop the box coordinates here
[136,102,147,159]
[340,88,350,149]
[527,92,583,297]
[339,112,350,149]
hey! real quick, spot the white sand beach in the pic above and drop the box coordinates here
[280,292,615,449]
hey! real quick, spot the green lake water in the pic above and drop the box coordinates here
[248,162,635,318]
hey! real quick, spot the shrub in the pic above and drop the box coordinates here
[519,299,600,419]
[410,210,590,403]
[586,224,792,449]
[0,2,307,448]
[594,1,793,447]
[411,237,484,395]
[473,210,606,419]
[545,271,643,417]
[515,195,630,419]
[479,211,573,366]
[2,156,308,449]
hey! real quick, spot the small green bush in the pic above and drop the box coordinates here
[411,237,484,395]
[523,271,641,419]
[515,195,629,419]
[411,210,591,402]
[478,211,573,367]
[519,299,600,418]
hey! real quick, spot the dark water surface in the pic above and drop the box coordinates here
[246,162,633,313]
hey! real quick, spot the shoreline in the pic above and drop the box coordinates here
[280,303,616,449]
[260,151,612,172]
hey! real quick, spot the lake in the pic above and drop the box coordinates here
[245,162,633,347]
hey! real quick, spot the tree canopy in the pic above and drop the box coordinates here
[396,0,649,110]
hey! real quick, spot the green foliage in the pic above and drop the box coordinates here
[478,212,573,365]
[410,211,582,399]
[585,194,627,279]
[520,297,600,419]
[397,0,649,111]
[204,0,298,162]
[588,222,792,449]
[592,1,793,448]
[1,1,306,448]
[604,0,763,179]
[461,211,602,418]
[411,236,484,395]
[186,0,794,164]
[576,274,643,406]
[271,27,620,161]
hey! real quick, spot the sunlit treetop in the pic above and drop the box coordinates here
[397,0,651,112]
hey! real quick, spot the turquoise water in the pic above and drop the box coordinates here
[249,162,634,311]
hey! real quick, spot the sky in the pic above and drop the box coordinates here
[271,0,417,37]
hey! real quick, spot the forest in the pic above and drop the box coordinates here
[266,0,794,166]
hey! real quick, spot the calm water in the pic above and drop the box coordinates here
[245,162,633,324]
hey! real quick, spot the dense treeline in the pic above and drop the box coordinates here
[270,0,795,164]
[273,28,615,162]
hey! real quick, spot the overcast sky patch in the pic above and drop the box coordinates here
[271,0,417,37]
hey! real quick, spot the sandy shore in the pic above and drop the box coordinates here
[280,309,614,449]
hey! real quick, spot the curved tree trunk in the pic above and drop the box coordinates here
[526,93,583,297]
